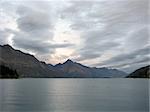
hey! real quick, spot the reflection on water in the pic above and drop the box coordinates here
[0,79,149,112]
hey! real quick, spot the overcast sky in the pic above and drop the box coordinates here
[0,0,149,73]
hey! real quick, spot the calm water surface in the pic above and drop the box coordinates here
[0,79,149,112]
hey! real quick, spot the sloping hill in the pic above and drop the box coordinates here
[0,44,127,78]
[126,65,150,78]
[54,59,127,78]
[0,45,61,78]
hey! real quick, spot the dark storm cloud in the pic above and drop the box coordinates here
[11,2,56,55]
[16,4,54,39]
[94,46,150,72]
[75,52,101,62]
[75,41,120,61]
[105,46,149,64]
[17,8,52,32]
[124,26,149,50]
[110,57,149,69]
[0,1,73,56]
[13,36,74,54]
[0,0,149,72]
[60,0,149,72]
[61,0,148,40]
[62,0,148,30]
[109,57,149,73]
[112,57,149,73]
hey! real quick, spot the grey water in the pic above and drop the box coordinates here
[0,79,149,112]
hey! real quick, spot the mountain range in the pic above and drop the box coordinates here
[0,45,61,78]
[0,44,148,78]
[53,59,127,78]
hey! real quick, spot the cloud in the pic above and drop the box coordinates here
[15,2,54,41]
[74,41,120,62]
[0,1,74,60]
[123,26,149,51]
[74,52,101,62]
[94,46,150,72]
[0,0,149,72]
[0,30,9,45]
[13,33,74,54]
[59,0,149,72]
[17,7,52,32]
[105,46,149,64]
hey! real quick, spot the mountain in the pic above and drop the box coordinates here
[126,65,150,78]
[0,44,127,78]
[54,59,127,78]
[55,59,93,77]
[0,45,61,78]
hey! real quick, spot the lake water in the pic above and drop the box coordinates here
[0,79,149,112]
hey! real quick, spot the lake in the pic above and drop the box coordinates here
[0,79,149,112]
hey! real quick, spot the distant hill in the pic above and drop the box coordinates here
[126,65,150,78]
[0,44,127,78]
[54,59,127,78]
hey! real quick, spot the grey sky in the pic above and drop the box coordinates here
[0,0,149,73]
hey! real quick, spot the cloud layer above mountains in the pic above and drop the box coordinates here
[0,0,149,73]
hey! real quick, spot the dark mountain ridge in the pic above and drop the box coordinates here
[0,44,62,78]
[0,44,128,78]
[54,59,127,78]
[127,65,150,78]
